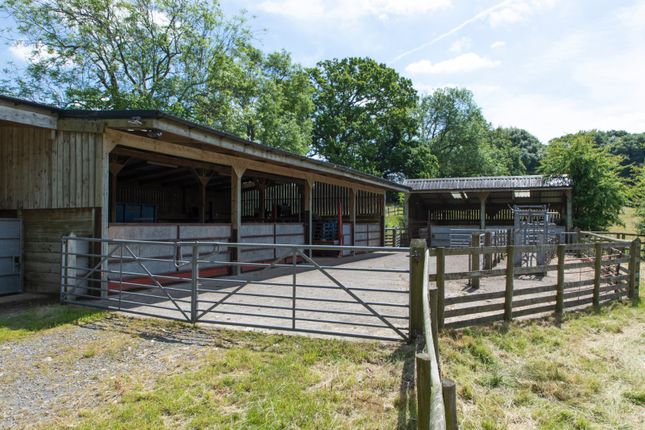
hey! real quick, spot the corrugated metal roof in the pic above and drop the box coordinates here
[404,175,571,191]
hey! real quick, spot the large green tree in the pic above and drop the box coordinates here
[540,133,627,230]
[632,166,645,234]
[502,127,544,174]
[310,57,436,179]
[0,0,250,112]
[195,49,314,154]
[1,0,315,153]
[417,88,506,177]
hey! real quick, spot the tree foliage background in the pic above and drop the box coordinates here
[1,0,643,230]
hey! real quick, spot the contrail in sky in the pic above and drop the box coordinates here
[389,0,516,64]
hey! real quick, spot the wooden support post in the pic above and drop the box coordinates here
[505,245,515,322]
[230,165,245,275]
[593,242,602,308]
[409,239,427,338]
[303,178,313,250]
[436,247,446,330]
[108,159,126,223]
[349,188,356,246]
[484,232,492,269]
[479,192,489,230]
[628,238,641,305]
[442,379,458,430]
[429,288,440,365]
[191,170,210,223]
[258,179,267,221]
[415,353,431,430]
[565,190,573,238]
[555,244,565,320]
[470,232,480,289]
[380,192,386,247]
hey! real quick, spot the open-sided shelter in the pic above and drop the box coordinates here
[0,95,407,295]
[404,175,573,247]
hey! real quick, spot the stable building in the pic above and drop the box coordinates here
[404,175,573,247]
[0,95,407,295]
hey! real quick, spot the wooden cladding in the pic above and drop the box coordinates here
[22,208,96,293]
[0,127,103,209]
[428,207,563,225]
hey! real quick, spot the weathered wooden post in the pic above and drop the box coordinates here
[628,238,641,305]
[505,244,515,322]
[436,247,446,330]
[484,231,492,269]
[593,242,602,308]
[416,353,431,429]
[442,379,458,430]
[470,232,481,289]
[410,239,427,339]
[555,244,565,321]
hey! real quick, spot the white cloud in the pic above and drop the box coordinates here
[490,40,506,49]
[406,53,500,75]
[8,43,53,63]
[488,0,558,27]
[257,0,452,21]
[449,37,471,53]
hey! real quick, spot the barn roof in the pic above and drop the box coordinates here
[0,94,408,192]
[404,175,571,192]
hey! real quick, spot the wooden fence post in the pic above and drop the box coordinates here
[416,353,431,429]
[429,288,440,366]
[505,245,514,322]
[470,232,480,289]
[593,242,602,309]
[628,238,641,305]
[436,247,446,330]
[484,232,492,269]
[442,379,458,430]
[555,244,565,321]
[410,239,427,338]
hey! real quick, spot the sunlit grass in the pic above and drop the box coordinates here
[0,304,105,343]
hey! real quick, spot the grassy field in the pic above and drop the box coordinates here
[612,207,639,233]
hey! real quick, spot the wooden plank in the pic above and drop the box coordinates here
[444,290,506,305]
[511,304,554,318]
[444,302,504,318]
[513,295,556,308]
[0,103,57,128]
[513,284,557,297]
[444,313,504,329]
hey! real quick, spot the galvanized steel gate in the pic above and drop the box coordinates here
[0,219,22,295]
[60,237,411,342]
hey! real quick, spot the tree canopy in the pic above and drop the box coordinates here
[310,57,436,179]
[540,133,627,230]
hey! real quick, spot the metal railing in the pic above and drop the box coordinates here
[60,237,411,342]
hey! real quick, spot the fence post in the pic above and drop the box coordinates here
[628,238,641,305]
[415,353,431,429]
[505,245,514,322]
[484,232,492,269]
[409,239,427,338]
[442,379,458,430]
[555,244,565,321]
[190,244,199,324]
[593,242,602,308]
[470,232,480,289]
[436,247,446,330]
[429,288,440,365]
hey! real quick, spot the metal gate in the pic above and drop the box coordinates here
[60,237,411,342]
[0,219,22,295]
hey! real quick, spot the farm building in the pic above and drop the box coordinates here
[404,175,573,247]
[0,95,407,295]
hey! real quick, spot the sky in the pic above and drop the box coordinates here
[2,0,645,143]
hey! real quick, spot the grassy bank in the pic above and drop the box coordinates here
[440,297,644,429]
